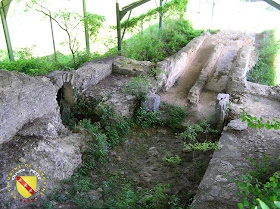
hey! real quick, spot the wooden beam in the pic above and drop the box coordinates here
[120,0,151,19]
[263,0,280,10]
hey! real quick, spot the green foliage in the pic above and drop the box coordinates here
[84,12,106,42]
[162,155,182,165]
[179,121,219,142]
[134,103,187,130]
[113,0,189,31]
[161,103,188,130]
[99,104,131,147]
[102,177,182,209]
[246,30,280,86]
[120,18,204,62]
[185,142,220,152]
[123,74,152,99]
[135,107,163,128]
[180,121,220,153]
[142,183,182,208]
[65,96,101,128]
[241,108,280,130]
[235,155,280,209]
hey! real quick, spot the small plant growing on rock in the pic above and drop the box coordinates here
[123,74,152,100]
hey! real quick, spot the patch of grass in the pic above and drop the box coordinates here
[107,18,204,63]
[246,30,280,86]
[0,47,105,75]
[161,102,188,130]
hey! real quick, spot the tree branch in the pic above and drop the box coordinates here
[263,0,280,10]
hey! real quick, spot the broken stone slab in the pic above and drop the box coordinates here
[227,118,248,131]
[0,69,63,144]
[83,74,137,117]
[17,113,63,139]
[214,93,230,130]
[112,56,156,76]
[46,62,112,92]
[143,92,160,112]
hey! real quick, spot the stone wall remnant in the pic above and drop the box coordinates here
[156,32,210,91]
[226,46,253,96]
[0,69,63,144]
[188,43,224,106]
[214,93,230,130]
[113,57,156,76]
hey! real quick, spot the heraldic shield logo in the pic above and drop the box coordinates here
[16,176,37,198]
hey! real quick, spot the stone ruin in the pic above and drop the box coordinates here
[0,31,280,208]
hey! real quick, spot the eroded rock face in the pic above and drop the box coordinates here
[46,62,112,92]
[113,57,156,76]
[84,74,137,117]
[0,69,63,144]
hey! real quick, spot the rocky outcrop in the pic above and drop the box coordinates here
[143,93,161,112]
[191,95,280,208]
[113,56,156,76]
[46,62,112,92]
[83,74,137,117]
[0,69,63,144]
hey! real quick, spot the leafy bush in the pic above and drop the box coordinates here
[246,30,280,86]
[180,121,220,152]
[161,103,188,130]
[162,155,182,165]
[135,107,163,128]
[123,74,152,100]
[99,104,131,147]
[235,155,280,209]
[118,18,204,63]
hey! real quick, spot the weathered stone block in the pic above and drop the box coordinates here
[214,93,230,130]
[143,93,160,112]
[0,69,63,144]
[113,57,156,76]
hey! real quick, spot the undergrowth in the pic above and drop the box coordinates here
[118,18,204,63]
[229,110,280,209]
[44,92,189,208]
[246,30,280,86]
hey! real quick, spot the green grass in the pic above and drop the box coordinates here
[110,18,204,63]
[246,30,280,86]
[0,49,103,76]
[0,17,207,76]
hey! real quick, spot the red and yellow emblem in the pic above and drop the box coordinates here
[16,176,37,198]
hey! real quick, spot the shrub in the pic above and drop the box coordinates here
[246,30,280,86]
